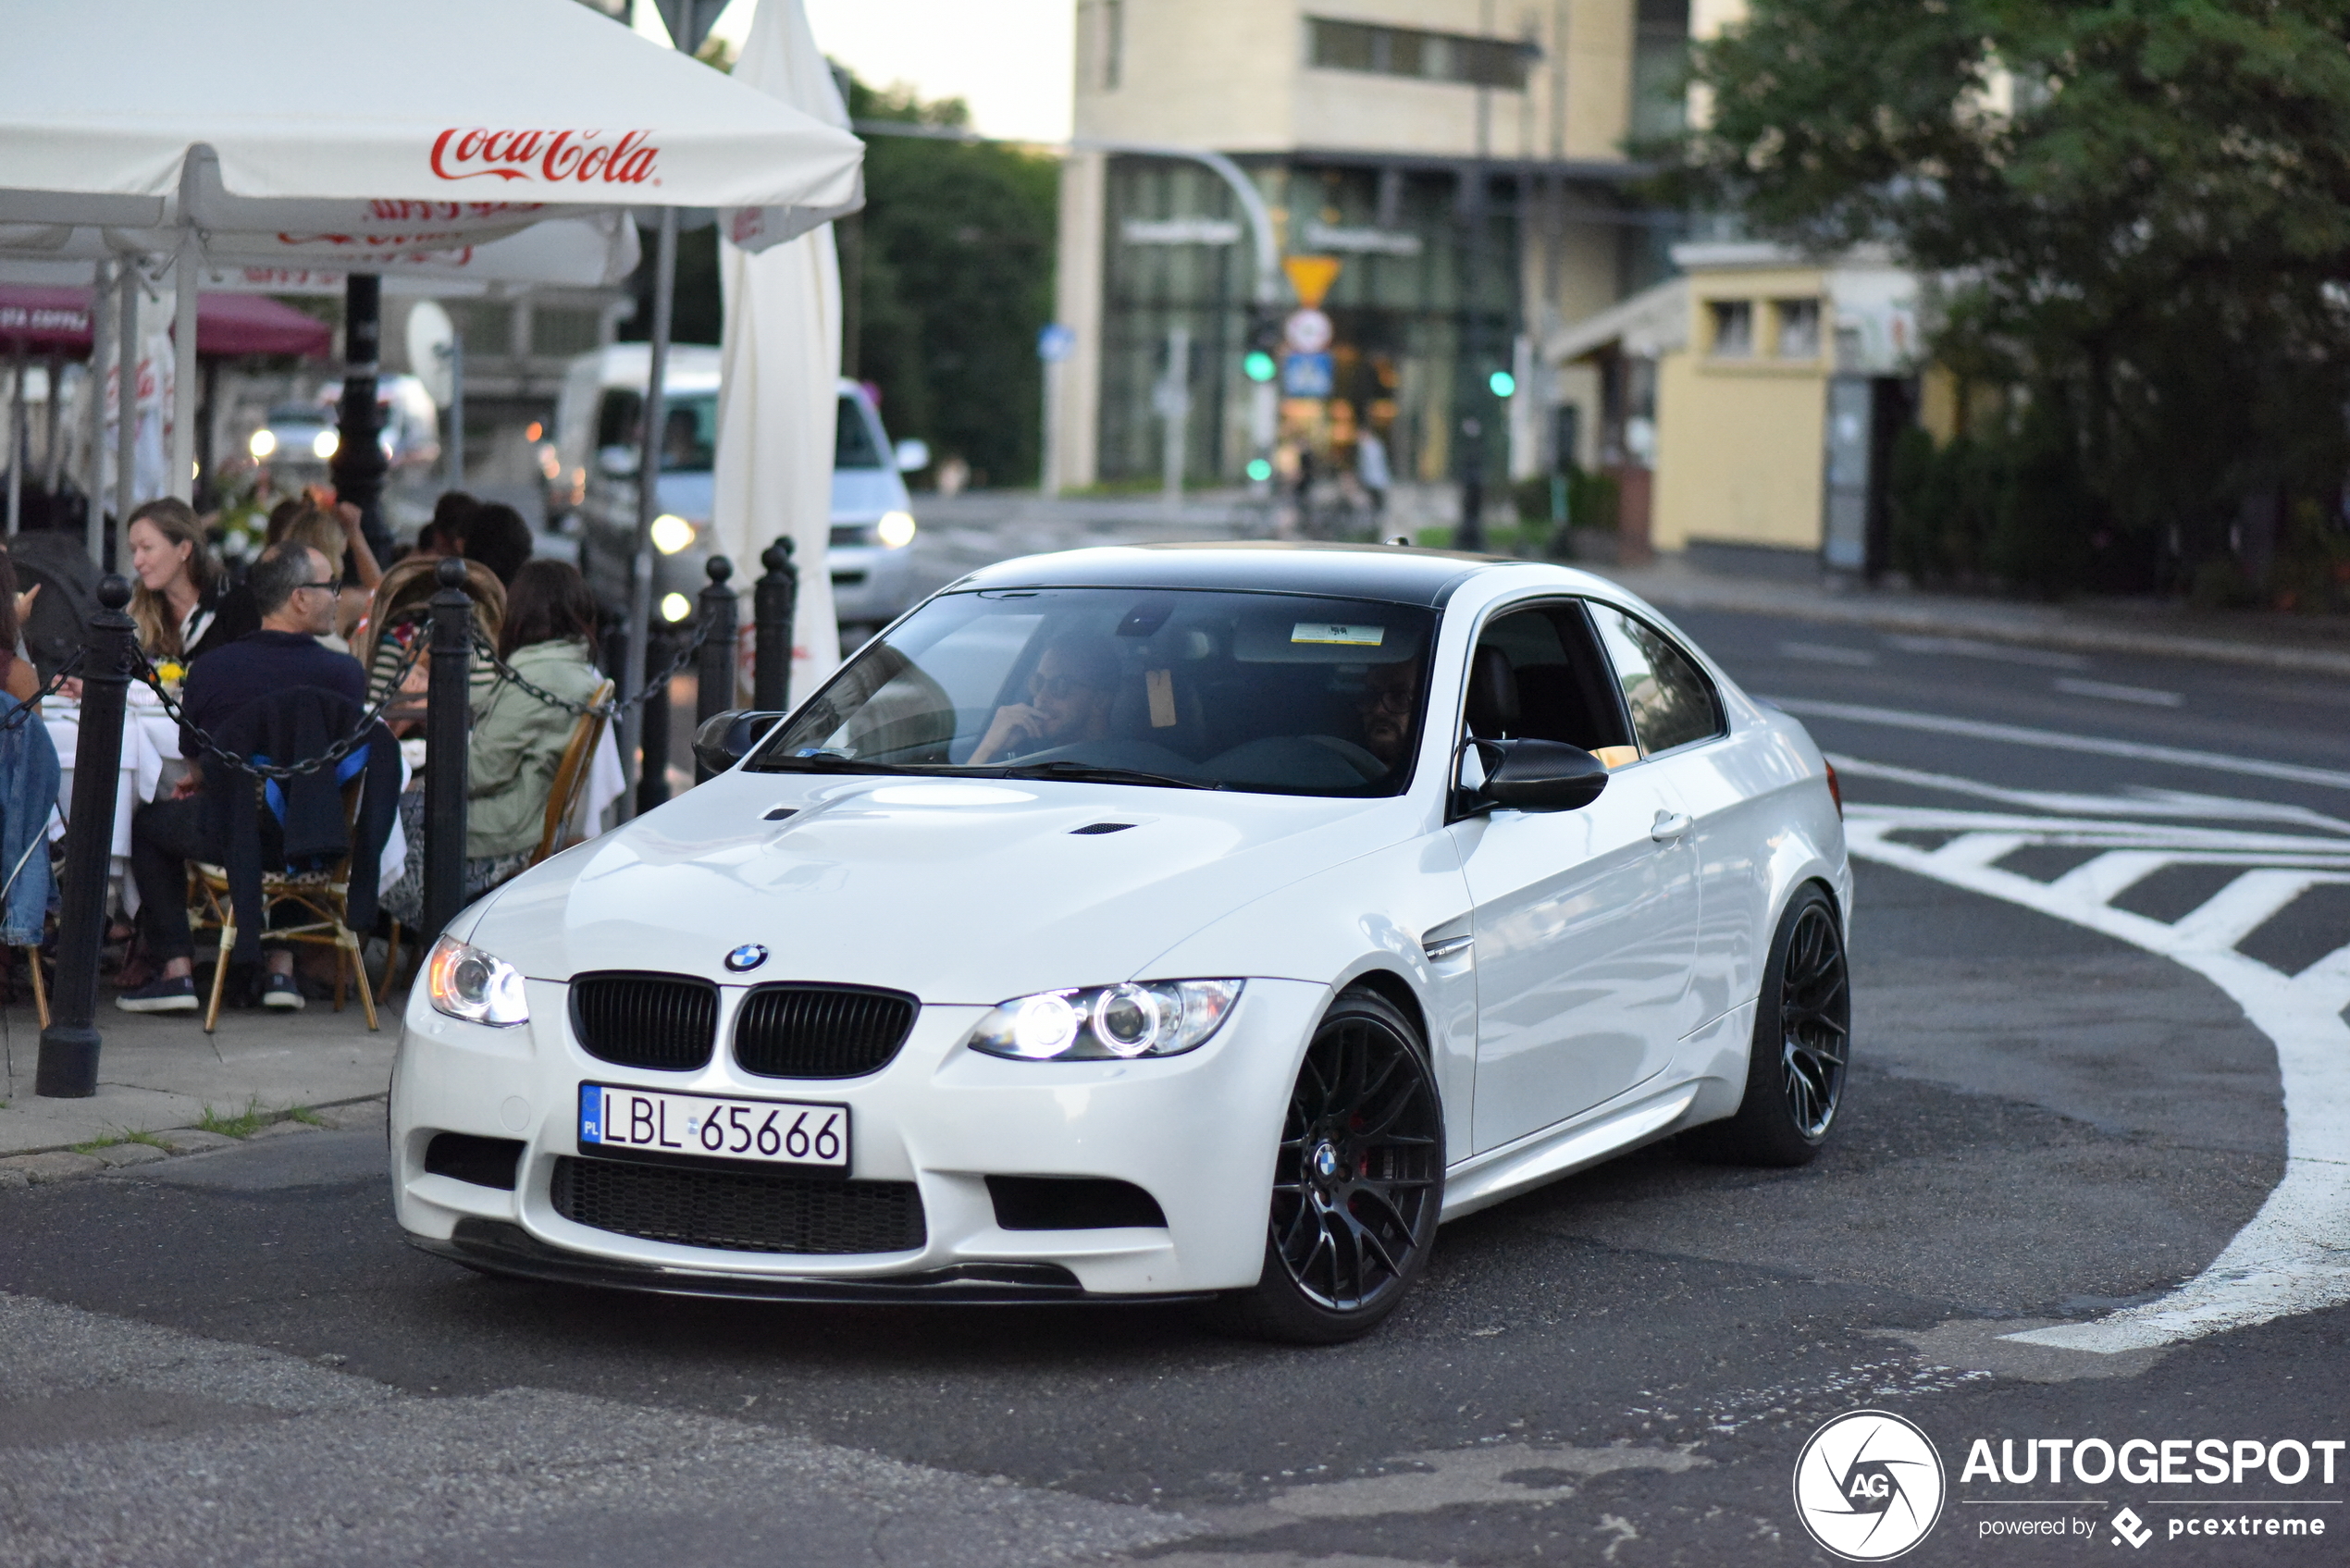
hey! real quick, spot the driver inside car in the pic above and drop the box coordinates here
[968,635,1121,764]
[1355,657,1421,768]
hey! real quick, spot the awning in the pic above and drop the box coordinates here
[0,283,329,357]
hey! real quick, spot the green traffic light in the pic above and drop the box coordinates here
[1245,458,1274,482]
[1489,369,1517,398]
[1243,351,1278,383]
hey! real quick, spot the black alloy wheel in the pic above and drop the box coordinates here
[1687,883,1850,1167]
[1202,989,1443,1343]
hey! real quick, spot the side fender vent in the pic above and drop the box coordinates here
[1070,821,1136,835]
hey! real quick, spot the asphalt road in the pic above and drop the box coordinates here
[4,548,2346,1567]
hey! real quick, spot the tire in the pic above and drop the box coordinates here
[1200,988,1445,1344]
[1685,884,1850,1167]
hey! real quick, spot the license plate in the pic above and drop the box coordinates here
[577,1083,849,1170]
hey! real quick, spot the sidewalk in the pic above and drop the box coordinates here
[0,994,395,1160]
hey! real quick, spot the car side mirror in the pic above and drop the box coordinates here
[692,710,788,777]
[892,438,932,473]
[597,444,639,477]
[1459,737,1609,814]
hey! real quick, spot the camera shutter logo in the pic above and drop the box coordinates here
[1792,1410,1947,1561]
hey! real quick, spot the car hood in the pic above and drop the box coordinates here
[473,770,1415,1002]
[653,470,715,520]
[831,465,906,522]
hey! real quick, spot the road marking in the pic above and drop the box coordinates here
[2053,676,2185,708]
[1841,796,2350,1352]
[1885,634,2091,671]
[1777,640,1879,667]
[1824,755,2350,836]
[1770,698,2350,792]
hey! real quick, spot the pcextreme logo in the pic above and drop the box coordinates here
[1794,1410,1948,1561]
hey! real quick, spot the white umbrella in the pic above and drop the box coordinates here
[0,0,860,509]
[711,0,863,704]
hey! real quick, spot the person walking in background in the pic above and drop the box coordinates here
[1355,426,1391,523]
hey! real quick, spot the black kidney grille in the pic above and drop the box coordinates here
[570,973,717,1071]
[734,985,918,1080]
[550,1156,925,1255]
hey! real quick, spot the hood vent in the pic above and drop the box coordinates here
[1070,821,1136,835]
[761,806,798,821]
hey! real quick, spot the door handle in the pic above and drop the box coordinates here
[1650,809,1692,842]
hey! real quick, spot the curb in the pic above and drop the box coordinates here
[1596,573,2350,678]
[0,1096,388,1188]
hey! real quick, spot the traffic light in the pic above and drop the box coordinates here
[1243,307,1282,383]
[1488,368,1517,399]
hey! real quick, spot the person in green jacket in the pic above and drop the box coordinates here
[467,559,610,868]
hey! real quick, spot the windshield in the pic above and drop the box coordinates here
[835,395,884,469]
[750,587,1437,796]
[597,390,719,471]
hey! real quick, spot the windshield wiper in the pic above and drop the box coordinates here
[748,752,938,776]
[982,760,1221,791]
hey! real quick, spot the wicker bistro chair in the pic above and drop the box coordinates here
[377,679,614,1008]
[188,772,380,1034]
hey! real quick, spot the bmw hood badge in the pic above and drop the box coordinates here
[724,944,769,973]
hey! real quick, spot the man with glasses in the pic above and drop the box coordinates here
[118,545,368,1012]
[1355,657,1422,769]
[967,634,1121,765]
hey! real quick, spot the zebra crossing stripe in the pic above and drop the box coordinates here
[1842,802,2350,1352]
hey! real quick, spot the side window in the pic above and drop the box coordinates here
[1466,603,1638,759]
[1588,605,1725,755]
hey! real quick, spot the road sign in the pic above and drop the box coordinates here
[1036,323,1076,363]
[1281,352,1334,398]
[1283,309,1332,354]
[1282,254,1342,309]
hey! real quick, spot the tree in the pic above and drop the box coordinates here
[1664,0,2350,597]
[847,80,1058,488]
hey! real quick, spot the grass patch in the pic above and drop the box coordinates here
[68,1129,170,1156]
[196,1097,273,1139]
[287,1105,327,1128]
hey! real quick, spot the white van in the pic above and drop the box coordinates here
[551,344,927,631]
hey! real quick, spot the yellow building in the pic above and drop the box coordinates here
[1544,241,1922,574]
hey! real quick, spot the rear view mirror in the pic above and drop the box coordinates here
[597,444,639,477]
[692,710,788,777]
[1461,737,1609,814]
[892,438,932,473]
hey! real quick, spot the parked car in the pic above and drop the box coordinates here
[553,345,927,634]
[392,542,1853,1341]
[241,375,439,483]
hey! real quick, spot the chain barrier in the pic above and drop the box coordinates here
[0,649,87,733]
[127,636,426,783]
[467,615,713,720]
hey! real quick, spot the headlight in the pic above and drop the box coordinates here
[649,512,697,555]
[967,980,1243,1061]
[660,591,693,623]
[874,510,917,549]
[424,934,530,1027]
[311,429,339,460]
[248,428,277,459]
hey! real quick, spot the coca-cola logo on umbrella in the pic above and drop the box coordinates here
[430,129,659,186]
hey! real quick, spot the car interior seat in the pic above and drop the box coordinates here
[1465,644,1521,739]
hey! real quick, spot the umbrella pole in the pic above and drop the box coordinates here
[168,231,198,503]
[113,260,138,564]
[617,204,678,822]
[332,275,390,564]
[84,259,109,561]
[6,344,22,536]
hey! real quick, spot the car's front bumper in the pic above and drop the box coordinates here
[826,541,916,624]
[390,975,1327,1299]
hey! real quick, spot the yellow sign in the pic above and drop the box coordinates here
[1282,254,1342,309]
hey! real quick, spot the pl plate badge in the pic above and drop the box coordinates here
[1792,1409,1947,1561]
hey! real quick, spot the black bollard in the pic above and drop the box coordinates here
[752,537,798,714]
[36,575,135,1098]
[693,556,738,784]
[637,626,673,815]
[422,558,472,941]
